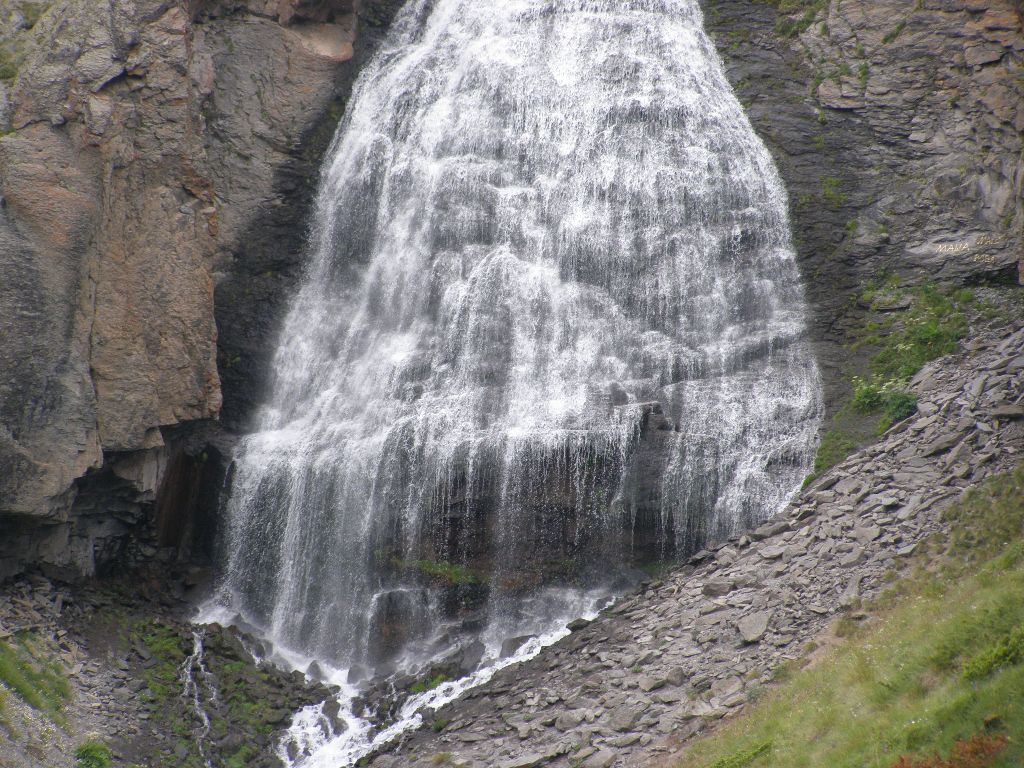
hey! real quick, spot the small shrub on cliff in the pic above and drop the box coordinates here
[849,376,883,411]
[0,50,18,83]
[394,558,479,586]
[774,0,827,38]
[17,1,46,29]
[962,625,1024,681]
[883,390,919,422]
[821,176,847,207]
[883,20,908,44]
[410,673,449,694]
[851,377,918,431]
[858,62,870,89]
[74,741,112,768]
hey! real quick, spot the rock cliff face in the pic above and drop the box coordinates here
[0,0,399,578]
[702,0,1024,408]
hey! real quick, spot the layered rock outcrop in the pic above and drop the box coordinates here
[704,0,1024,408]
[0,0,398,578]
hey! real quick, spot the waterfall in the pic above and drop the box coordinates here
[213,0,821,675]
[180,631,217,768]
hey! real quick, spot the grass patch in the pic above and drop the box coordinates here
[775,0,828,38]
[0,634,71,722]
[812,427,858,474]
[392,558,479,586]
[0,49,18,83]
[675,467,1024,768]
[0,1,48,85]
[883,20,907,44]
[809,281,971,474]
[75,740,112,768]
[410,673,449,694]
[639,560,677,580]
[17,1,47,28]
[943,464,1024,562]
[822,176,847,208]
[709,741,773,768]
[226,745,258,768]
[962,625,1024,682]
[131,620,189,703]
[858,283,969,382]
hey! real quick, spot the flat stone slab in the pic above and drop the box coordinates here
[737,611,771,643]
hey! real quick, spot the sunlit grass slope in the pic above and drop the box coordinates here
[676,464,1024,768]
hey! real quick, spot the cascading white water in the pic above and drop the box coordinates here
[180,631,217,768]
[213,0,821,679]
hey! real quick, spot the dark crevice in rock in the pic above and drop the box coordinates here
[213,0,408,432]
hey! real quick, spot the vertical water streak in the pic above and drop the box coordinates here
[180,631,217,768]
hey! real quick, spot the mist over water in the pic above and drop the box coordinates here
[210,0,821,682]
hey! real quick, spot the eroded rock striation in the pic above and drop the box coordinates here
[0,0,399,578]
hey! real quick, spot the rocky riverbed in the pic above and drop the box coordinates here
[365,319,1024,768]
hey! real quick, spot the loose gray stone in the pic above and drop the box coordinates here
[839,547,864,566]
[853,525,881,544]
[664,666,687,686]
[499,754,548,768]
[637,676,665,692]
[702,578,735,597]
[607,705,641,731]
[583,750,617,768]
[758,545,786,560]
[737,611,771,643]
[554,710,583,731]
[923,432,964,456]
[751,520,789,540]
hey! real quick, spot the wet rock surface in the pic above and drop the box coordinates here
[0,566,334,768]
[369,322,1024,768]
